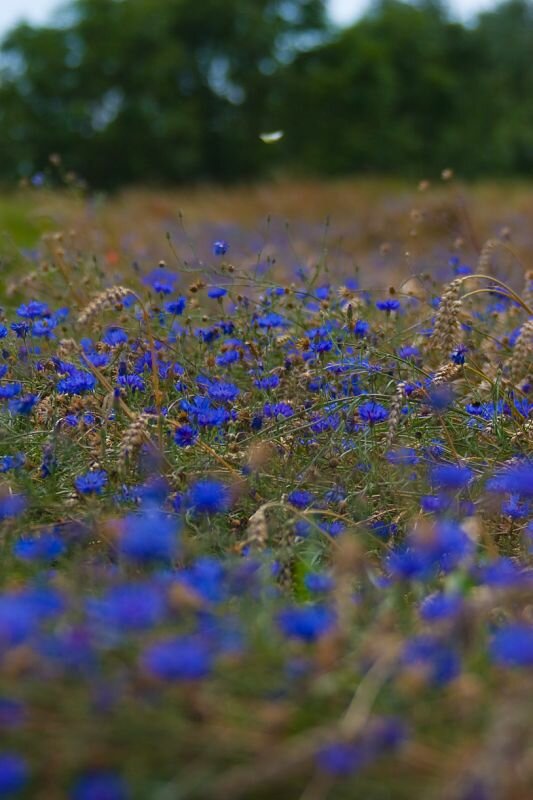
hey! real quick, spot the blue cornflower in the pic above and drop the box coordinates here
[388,520,473,581]
[487,462,533,498]
[74,470,108,495]
[212,240,229,256]
[277,604,336,643]
[403,635,460,685]
[0,494,26,521]
[376,299,400,312]
[117,374,145,393]
[317,742,364,776]
[187,480,231,514]
[14,532,66,562]
[102,327,128,346]
[397,345,421,361]
[0,753,29,796]
[10,323,29,338]
[119,507,179,563]
[490,624,533,667]
[17,300,49,319]
[501,494,530,519]
[207,381,240,403]
[8,393,37,415]
[0,326,7,339]
[304,573,334,594]
[142,267,177,295]
[142,635,213,680]
[354,320,369,337]
[208,287,227,299]
[387,448,418,466]
[165,297,187,315]
[0,383,21,400]
[57,370,96,395]
[263,402,293,418]
[174,425,198,448]
[255,312,288,329]
[451,344,467,365]
[370,520,398,540]
[431,463,473,490]
[88,583,166,632]
[254,375,280,390]
[287,490,314,509]
[358,401,389,425]
[419,592,463,622]
[0,454,25,473]
[70,770,129,800]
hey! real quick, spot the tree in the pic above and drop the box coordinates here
[0,0,327,187]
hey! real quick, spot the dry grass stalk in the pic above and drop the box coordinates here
[245,506,269,550]
[508,318,533,385]
[118,413,151,470]
[432,362,462,385]
[385,382,406,449]
[477,238,500,273]
[430,278,463,355]
[77,286,132,325]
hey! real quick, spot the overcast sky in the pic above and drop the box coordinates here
[0,0,499,36]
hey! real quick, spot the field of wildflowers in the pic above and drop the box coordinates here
[0,177,532,799]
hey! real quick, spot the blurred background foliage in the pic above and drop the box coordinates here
[0,0,532,189]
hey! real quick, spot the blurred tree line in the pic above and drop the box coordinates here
[0,0,532,188]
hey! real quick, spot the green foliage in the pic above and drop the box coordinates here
[0,0,533,186]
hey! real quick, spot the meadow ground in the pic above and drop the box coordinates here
[0,178,531,799]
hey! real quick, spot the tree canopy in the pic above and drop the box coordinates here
[0,0,532,187]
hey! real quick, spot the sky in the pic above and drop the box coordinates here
[0,0,499,37]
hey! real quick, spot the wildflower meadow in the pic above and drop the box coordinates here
[0,177,532,799]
